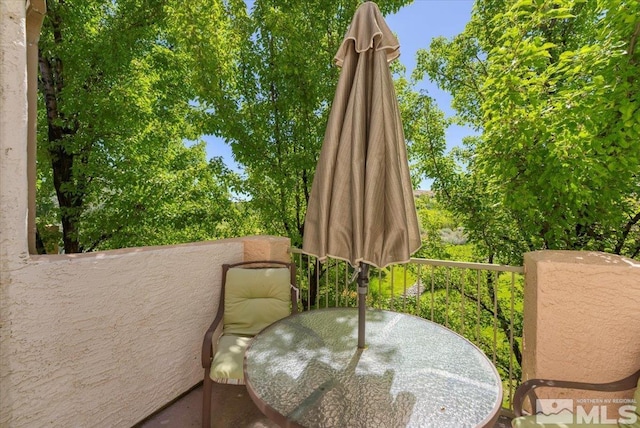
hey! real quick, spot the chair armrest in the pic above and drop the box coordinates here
[201,311,224,369]
[513,369,640,417]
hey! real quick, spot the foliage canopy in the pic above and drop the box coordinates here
[414,0,640,263]
[37,0,250,253]
[36,0,640,265]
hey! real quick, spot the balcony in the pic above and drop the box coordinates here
[132,245,638,428]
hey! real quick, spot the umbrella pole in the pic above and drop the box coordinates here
[357,263,369,349]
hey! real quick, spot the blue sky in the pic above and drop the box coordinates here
[203,0,475,190]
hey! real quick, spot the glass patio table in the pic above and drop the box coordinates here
[243,308,503,428]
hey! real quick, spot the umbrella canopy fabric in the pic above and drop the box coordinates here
[303,1,421,270]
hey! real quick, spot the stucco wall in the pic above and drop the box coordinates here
[522,251,640,403]
[2,241,246,427]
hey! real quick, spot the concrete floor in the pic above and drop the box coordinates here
[136,383,514,428]
[136,384,277,428]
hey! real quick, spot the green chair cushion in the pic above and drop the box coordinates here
[210,334,252,385]
[512,416,615,427]
[223,267,291,336]
[618,376,640,428]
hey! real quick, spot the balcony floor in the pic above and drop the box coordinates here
[137,383,514,428]
[136,383,276,428]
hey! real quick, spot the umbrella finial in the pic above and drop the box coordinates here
[334,0,400,67]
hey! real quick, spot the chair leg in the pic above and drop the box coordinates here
[202,370,212,428]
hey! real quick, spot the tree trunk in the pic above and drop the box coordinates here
[39,48,84,253]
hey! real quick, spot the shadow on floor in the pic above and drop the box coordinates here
[137,384,513,428]
[136,384,277,428]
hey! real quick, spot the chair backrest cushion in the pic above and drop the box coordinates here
[223,267,292,336]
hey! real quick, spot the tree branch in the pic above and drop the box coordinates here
[614,211,640,255]
[628,20,640,64]
[84,225,125,252]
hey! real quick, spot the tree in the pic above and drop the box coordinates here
[413,0,640,263]
[189,0,412,247]
[37,0,240,253]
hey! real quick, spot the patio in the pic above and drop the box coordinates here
[129,248,636,428]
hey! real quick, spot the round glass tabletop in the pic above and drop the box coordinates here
[244,308,503,428]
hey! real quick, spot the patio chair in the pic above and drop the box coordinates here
[201,260,298,428]
[511,368,640,427]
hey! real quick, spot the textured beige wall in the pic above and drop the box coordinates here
[523,251,640,401]
[0,3,293,427]
[2,241,245,427]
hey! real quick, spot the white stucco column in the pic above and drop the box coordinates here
[0,0,30,265]
[1,1,31,425]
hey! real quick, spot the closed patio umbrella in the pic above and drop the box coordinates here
[303,1,421,349]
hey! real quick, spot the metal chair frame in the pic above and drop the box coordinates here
[513,368,640,418]
[201,260,298,428]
